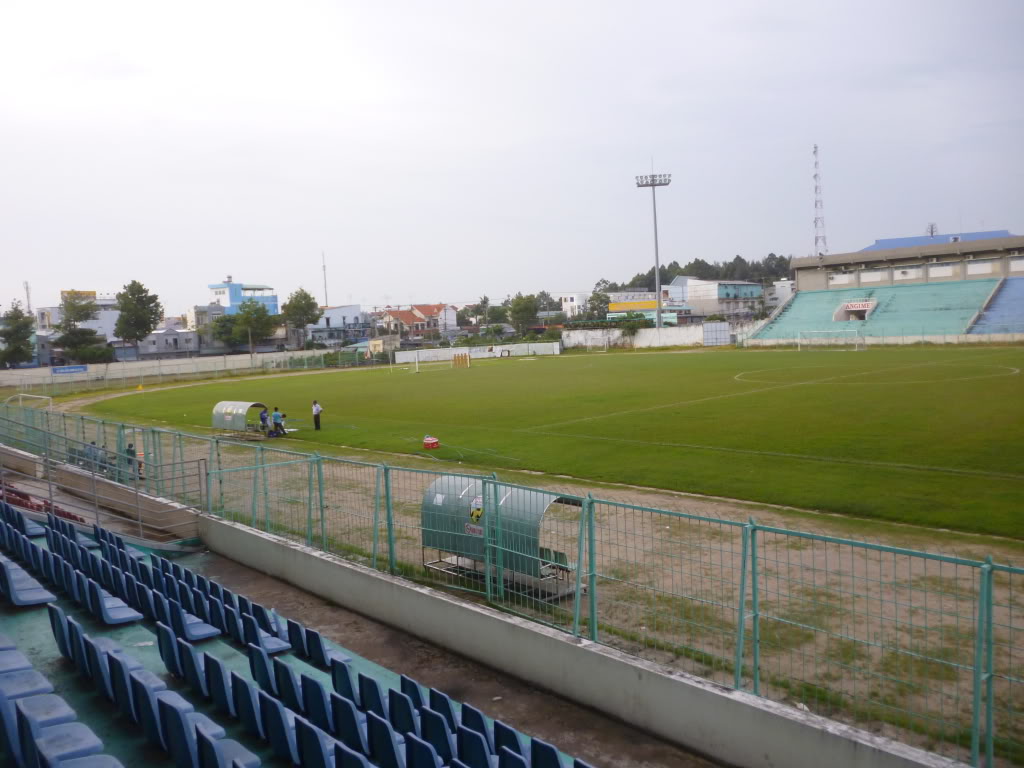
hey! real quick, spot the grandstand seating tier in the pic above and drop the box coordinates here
[754,279,1000,339]
[969,277,1024,334]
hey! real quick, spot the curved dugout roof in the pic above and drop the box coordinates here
[212,401,267,431]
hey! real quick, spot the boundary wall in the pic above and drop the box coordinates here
[199,516,964,768]
[563,323,761,349]
[395,342,560,363]
[742,332,1024,347]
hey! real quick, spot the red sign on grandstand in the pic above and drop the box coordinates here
[843,301,874,311]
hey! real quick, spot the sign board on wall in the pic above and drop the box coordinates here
[52,365,87,375]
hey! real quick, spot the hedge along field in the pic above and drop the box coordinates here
[86,345,1024,538]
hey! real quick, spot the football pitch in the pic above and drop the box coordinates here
[86,345,1024,538]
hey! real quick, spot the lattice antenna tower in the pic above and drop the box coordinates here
[813,144,828,256]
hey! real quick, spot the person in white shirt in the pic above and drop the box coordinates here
[312,400,323,431]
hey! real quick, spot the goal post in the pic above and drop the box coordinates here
[797,330,865,351]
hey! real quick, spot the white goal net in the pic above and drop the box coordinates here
[797,330,865,351]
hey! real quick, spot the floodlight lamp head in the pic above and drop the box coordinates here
[635,173,671,188]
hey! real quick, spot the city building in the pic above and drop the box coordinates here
[557,292,590,317]
[207,276,278,315]
[308,305,372,346]
[36,291,120,341]
[670,276,763,318]
[185,304,226,331]
[765,279,795,309]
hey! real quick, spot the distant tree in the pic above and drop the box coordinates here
[508,293,539,335]
[486,305,508,324]
[0,301,35,366]
[535,291,560,312]
[477,295,490,324]
[620,312,653,347]
[926,223,939,237]
[114,281,163,355]
[584,291,609,320]
[233,300,276,355]
[211,315,238,347]
[55,291,104,362]
[281,288,322,348]
[706,314,726,322]
[456,308,472,326]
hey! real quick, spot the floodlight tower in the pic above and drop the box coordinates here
[635,173,672,328]
[813,144,828,256]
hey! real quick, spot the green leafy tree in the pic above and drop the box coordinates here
[0,301,35,366]
[508,293,539,335]
[233,299,276,355]
[281,288,323,348]
[485,305,508,324]
[584,291,609,320]
[55,291,103,362]
[456,308,472,326]
[477,295,490,325]
[211,316,238,347]
[535,291,560,312]
[114,281,163,354]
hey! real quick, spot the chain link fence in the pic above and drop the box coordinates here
[0,403,1021,765]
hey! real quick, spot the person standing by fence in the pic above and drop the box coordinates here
[312,400,323,431]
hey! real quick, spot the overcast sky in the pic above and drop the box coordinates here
[1,0,1022,314]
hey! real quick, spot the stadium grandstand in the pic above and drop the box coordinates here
[752,233,1024,344]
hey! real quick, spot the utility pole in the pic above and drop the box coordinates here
[23,281,32,313]
[321,252,329,306]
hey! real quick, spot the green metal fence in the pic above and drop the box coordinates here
[0,403,1020,766]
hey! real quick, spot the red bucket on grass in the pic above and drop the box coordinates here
[423,436,440,450]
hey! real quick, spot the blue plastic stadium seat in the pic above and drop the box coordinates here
[287,620,308,658]
[493,721,525,762]
[39,755,125,768]
[247,644,277,696]
[330,658,359,707]
[230,672,264,740]
[457,725,497,768]
[108,652,165,723]
[273,658,304,714]
[295,717,335,768]
[242,613,289,654]
[177,639,209,698]
[0,558,55,605]
[16,693,78,767]
[32,721,105,768]
[258,690,299,764]
[46,604,71,660]
[195,724,260,768]
[573,759,597,768]
[419,707,456,766]
[222,605,244,645]
[307,629,348,668]
[498,748,528,768]
[207,599,226,633]
[157,694,225,768]
[84,636,142,701]
[301,674,332,732]
[0,648,32,674]
[330,692,369,756]
[170,601,221,643]
[335,741,373,768]
[358,673,388,720]
[87,578,143,624]
[388,689,420,738]
[368,711,406,768]
[428,688,459,734]
[460,703,492,752]
[406,733,444,768]
[400,675,425,711]
[203,654,234,717]
[531,737,562,768]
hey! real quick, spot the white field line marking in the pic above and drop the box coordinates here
[734,363,1021,386]
[527,429,1024,481]
[528,358,955,430]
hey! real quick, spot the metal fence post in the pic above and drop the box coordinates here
[971,557,994,765]
[305,457,315,546]
[494,477,505,601]
[734,521,752,690]
[383,464,396,574]
[316,454,326,551]
[251,445,262,527]
[372,465,382,568]
[571,495,587,638]
[749,517,761,696]
[586,494,598,642]
[984,558,995,767]
[483,477,494,602]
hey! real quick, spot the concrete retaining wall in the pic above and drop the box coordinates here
[198,516,963,768]
[395,342,560,364]
[744,332,1024,347]
[56,464,198,539]
[0,444,41,477]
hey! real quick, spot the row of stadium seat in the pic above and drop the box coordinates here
[2,497,596,768]
[754,279,1000,339]
[969,276,1024,333]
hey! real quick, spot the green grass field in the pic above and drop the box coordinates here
[86,345,1024,538]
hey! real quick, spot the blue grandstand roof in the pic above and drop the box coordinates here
[860,230,1014,251]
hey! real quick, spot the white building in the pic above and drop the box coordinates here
[670,276,763,318]
[765,279,795,309]
[557,292,590,317]
[186,303,226,331]
[308,305,372,345]
[36,291,120,341]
